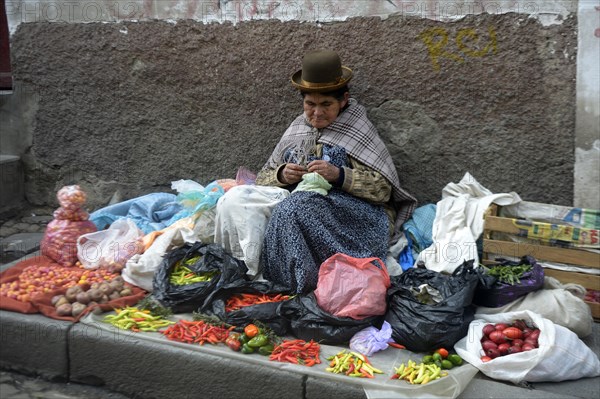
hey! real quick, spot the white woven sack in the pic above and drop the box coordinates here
[454,310,600,384]
[475,279,593,338]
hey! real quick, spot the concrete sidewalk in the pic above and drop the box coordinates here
[0,250,599,398]
[1,306,598,399]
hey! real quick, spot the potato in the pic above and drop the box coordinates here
[99,294,109,304]
[87,288,103,302]
[112,276,124,285]
[65,285,83,302]
[91,306,103,315]
[109,279,124,292]
[54,296,70,308]
[51,295,66,306]
[119,288,133,297]
[56,303,72,316]
[108,291,121,301]
[71,302,87,317]
[98,282,113,296]
[75,292,91,305]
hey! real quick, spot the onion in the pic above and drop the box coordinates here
[524,337,538,348]
[521,343,536,351]
[481,340,498,351]
[508,345,522,354]
[497,343,510,355]
[486,348,501,359]
[482,324,496,336]
[529,329,541,341]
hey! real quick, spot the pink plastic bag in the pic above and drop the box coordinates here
[314,253,391,320]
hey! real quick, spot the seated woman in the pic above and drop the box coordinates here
[215,50,416,293]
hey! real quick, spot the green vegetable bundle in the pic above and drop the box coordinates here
[487,264,532,286]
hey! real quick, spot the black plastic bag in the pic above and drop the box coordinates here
[473,255,544,308]
[385,260,483,352]
[199,280,292,335]
[277,293,379,345]
[152,242,248,313]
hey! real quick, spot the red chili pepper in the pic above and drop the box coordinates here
[388,342,406,349]
[345,362,355,376]
[269,339,320,367]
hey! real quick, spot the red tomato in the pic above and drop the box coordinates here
[503,327,524,340]
[435,348,449,359]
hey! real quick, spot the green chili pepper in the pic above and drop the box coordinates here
[258,343,274,356]
[239,333,251,344]
[247,334,270,348]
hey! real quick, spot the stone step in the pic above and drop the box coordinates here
[0,154,24,218]
[0,233,43,265]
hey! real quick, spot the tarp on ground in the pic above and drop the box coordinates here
[80,312,478,399]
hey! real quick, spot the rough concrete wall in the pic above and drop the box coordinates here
[11,13,577,210]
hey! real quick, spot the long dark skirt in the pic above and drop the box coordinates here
[262,190,389,294]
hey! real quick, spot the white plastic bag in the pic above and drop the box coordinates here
[454,310,600,384]
[77,218,144,272]
[123,211,215,291]
[171,179,205,194]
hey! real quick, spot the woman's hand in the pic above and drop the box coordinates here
[279,163,307,185]
[307,160,340,183]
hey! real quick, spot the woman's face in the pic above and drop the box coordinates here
[303,92,349,129]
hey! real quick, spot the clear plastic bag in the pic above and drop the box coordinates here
[77,218,144,272]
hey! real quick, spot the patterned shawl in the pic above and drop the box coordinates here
[264,98,417,232]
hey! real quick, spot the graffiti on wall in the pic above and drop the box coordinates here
[419,26,497,71]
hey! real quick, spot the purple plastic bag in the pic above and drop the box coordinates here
[349,321,393,356]
[474,256,544,308]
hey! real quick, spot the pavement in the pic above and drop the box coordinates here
[0,215,599,399]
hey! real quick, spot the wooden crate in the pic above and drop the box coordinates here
[482,204,600,319]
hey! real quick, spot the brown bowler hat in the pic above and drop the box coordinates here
[291,50,353,92]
